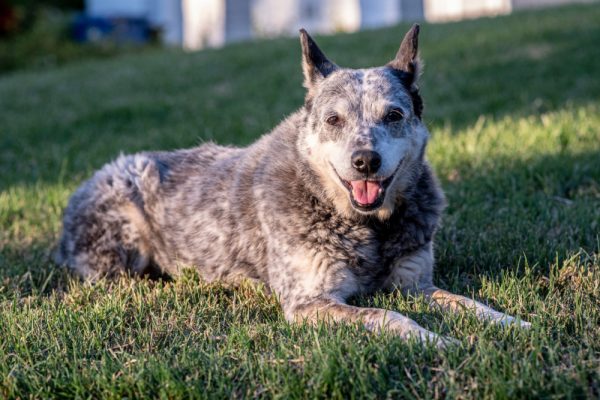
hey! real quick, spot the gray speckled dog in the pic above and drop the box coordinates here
[56,25,530,347]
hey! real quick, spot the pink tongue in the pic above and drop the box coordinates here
[349,180,381,205]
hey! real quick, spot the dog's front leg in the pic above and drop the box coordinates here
[418,286,532,328]
[284,298,455,348]
[385,244,531,328]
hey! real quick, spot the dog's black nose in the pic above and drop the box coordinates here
[351,150,382,174]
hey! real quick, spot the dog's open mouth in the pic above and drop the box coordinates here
[342,176,394,211]
[331,164,397,211]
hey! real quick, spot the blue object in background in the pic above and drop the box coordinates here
[72,14,151,44]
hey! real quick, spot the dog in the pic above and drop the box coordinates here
[55,25,531,347]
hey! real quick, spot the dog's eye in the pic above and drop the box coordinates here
[385,109,404,123]
[326,115,341,126]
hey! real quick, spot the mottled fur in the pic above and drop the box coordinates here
[56,25,530,347]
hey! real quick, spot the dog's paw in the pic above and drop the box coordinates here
[512,319,532,329]
[417,331,459,349]
[437,336,460,349]
[495,315,532,329]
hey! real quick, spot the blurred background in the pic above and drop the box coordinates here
[0,0,595,74]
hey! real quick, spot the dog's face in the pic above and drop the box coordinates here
[298,25,429,220]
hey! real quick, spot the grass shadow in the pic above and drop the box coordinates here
[435,148,599,289]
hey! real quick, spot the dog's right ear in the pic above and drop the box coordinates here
[388,24,421,88]
[299,29,338,96]
[388,24,424,118]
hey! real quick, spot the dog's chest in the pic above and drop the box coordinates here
[304,209,435,294]
[298,214,398,292]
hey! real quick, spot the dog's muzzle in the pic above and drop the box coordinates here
[331,162,401,212]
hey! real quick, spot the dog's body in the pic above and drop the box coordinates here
[56,26,530,346]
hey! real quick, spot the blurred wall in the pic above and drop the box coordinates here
[85,0,598,50]
[182,0,223,49]
[424,0,511,22]
[512,0,597,8]
[252,0,359,37]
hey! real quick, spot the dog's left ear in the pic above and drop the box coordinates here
[388,24,423,118]
[299,29,338,96]
[388,24,421,88]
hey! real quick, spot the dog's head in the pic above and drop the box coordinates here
[297,25,429,220]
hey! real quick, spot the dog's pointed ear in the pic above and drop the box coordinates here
[388,24,424,118]
[388,24,421,86]
[300,29,338,93]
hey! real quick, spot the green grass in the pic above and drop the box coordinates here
[1,4,600,398]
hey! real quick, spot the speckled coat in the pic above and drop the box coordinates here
[56,25,530,346]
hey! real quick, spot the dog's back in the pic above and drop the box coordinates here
[55,112,302,283]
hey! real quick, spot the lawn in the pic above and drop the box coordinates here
[1,4,599,399]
